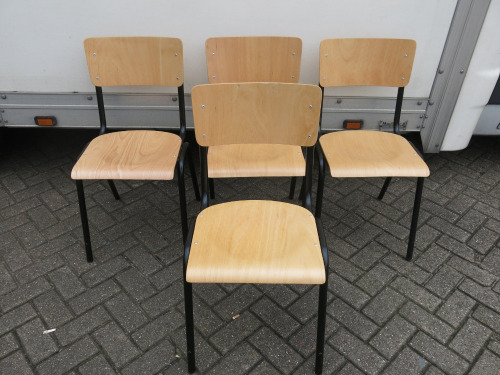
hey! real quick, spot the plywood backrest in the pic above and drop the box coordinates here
[319,38,416,87]
[192,83,321,147]
[84,37,183,87]
[205,37,302,83]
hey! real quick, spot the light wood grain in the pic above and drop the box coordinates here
[320,131,430,178]
[319,38,416,87]
[186,200,325,284]
[207,144,305,178]
[192,83,321,147]
[206,37,302,83]
[205,38,306,179]
[71,130,182,180]
[84,37,183,87]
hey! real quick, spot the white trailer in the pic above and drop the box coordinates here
[1,0,499,152]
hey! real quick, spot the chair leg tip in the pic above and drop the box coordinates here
[315,355,324,374]
[405,248,414,261]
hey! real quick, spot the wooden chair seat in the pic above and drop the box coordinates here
[207,144,305,178]
[71,130,181,180]
[186,200,325,284]
[320,130,430,178]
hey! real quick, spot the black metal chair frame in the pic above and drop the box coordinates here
[315,85,425,261]
[184,136,329,373]
[75,84,200,262]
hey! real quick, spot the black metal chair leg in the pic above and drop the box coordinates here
[184,281,196,374]
[107,180,120,200]
[315,148,326,218]
[315,281,328,374]
[377,177,392,200]
[209,178,215,199]
[298,176,306,202]
[75,180,93,263]
[289,177,297,199]
[303,147,314,210]
[406,177,424,261]
[200,147,210,210]
[178,143,189,244]
[187,148,201,201]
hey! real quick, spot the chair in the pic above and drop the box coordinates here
[184,82,328,374]
[71,37,199,262]
[315,38,430,261]
[204,36,304,199]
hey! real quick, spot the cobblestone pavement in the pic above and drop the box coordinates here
[0,128,499,375]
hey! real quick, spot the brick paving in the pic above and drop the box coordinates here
[0,128,499,374]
